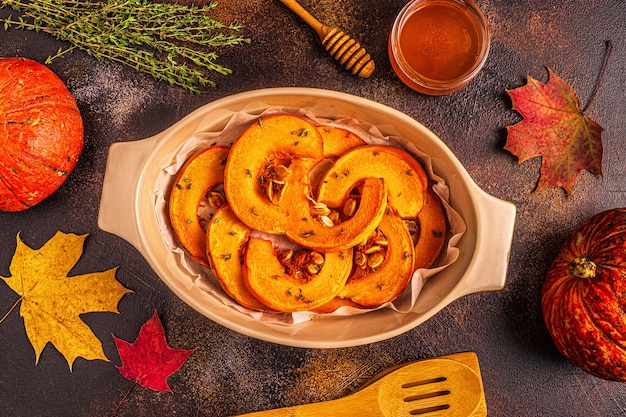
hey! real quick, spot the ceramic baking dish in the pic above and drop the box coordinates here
[98,88,516,348]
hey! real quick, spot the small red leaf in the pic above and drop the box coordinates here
[505,68,604,195]
[113,310,194,392]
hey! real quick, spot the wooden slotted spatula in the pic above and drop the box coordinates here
[277,0,375,78]
[231,352,487,417]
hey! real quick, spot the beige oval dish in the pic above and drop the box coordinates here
[98,88,515,348]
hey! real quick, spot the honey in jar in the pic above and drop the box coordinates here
[389,0,490,95]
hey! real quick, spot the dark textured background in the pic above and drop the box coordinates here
[1,0,625,416]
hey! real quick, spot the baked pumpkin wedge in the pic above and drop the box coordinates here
[169,145,230,266]
[318,125,366,157]
[243,237,353,312]
[223,114,324,235]
[282,159,388,250]
[308,125,366,192]
[339,209,415,307]
[206,205,275,312]
[317,145,428,219]
[413,187,447,269]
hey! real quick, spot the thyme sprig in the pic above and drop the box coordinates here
[0,0,250,92]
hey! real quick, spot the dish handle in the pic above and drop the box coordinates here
[459,189,516,297]
[97,138,156,253]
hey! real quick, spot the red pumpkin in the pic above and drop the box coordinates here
[0,57,84,212]
[542,208,626,381]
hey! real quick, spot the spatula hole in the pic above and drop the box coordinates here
[409,404,451,415]
[402,376,446,388]
[404,390,451,403]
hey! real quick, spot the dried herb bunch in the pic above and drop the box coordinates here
[1,0,250,92]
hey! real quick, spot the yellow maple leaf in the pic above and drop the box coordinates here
[1,231,132,370]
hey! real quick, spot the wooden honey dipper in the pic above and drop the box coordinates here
[278,0,375,78]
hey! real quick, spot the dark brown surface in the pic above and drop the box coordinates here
[1,1,625,416]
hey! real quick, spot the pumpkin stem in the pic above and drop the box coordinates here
[568,257,597,279]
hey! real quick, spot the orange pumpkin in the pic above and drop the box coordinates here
[339,209,415,306]
[223,114,324,234]
[243,237,353,312]
[0,58,84,212]
[169,146,230,266]
[317,144,428,219]
[206,205,275,312]
[413,187,447,269]
[318,125,366,157]
[281,159,388,250]
[543,208,626,381]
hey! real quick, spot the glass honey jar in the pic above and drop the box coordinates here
[389,0,490,95]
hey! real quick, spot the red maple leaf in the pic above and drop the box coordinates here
[113,310,194,392]
[504,67,604,195]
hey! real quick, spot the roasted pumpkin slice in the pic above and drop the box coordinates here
[309,126,366,188]
[282,159,388,250]
[243,238,353,312]
[223,114,324,234]
[339,209,415,307]
[206,205,274,312]
[413,187,447,269]
[317,145,428,219]
[169,145,230,266]
[318,125,366,157]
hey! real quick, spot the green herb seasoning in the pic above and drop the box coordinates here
[0,0,250,92]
